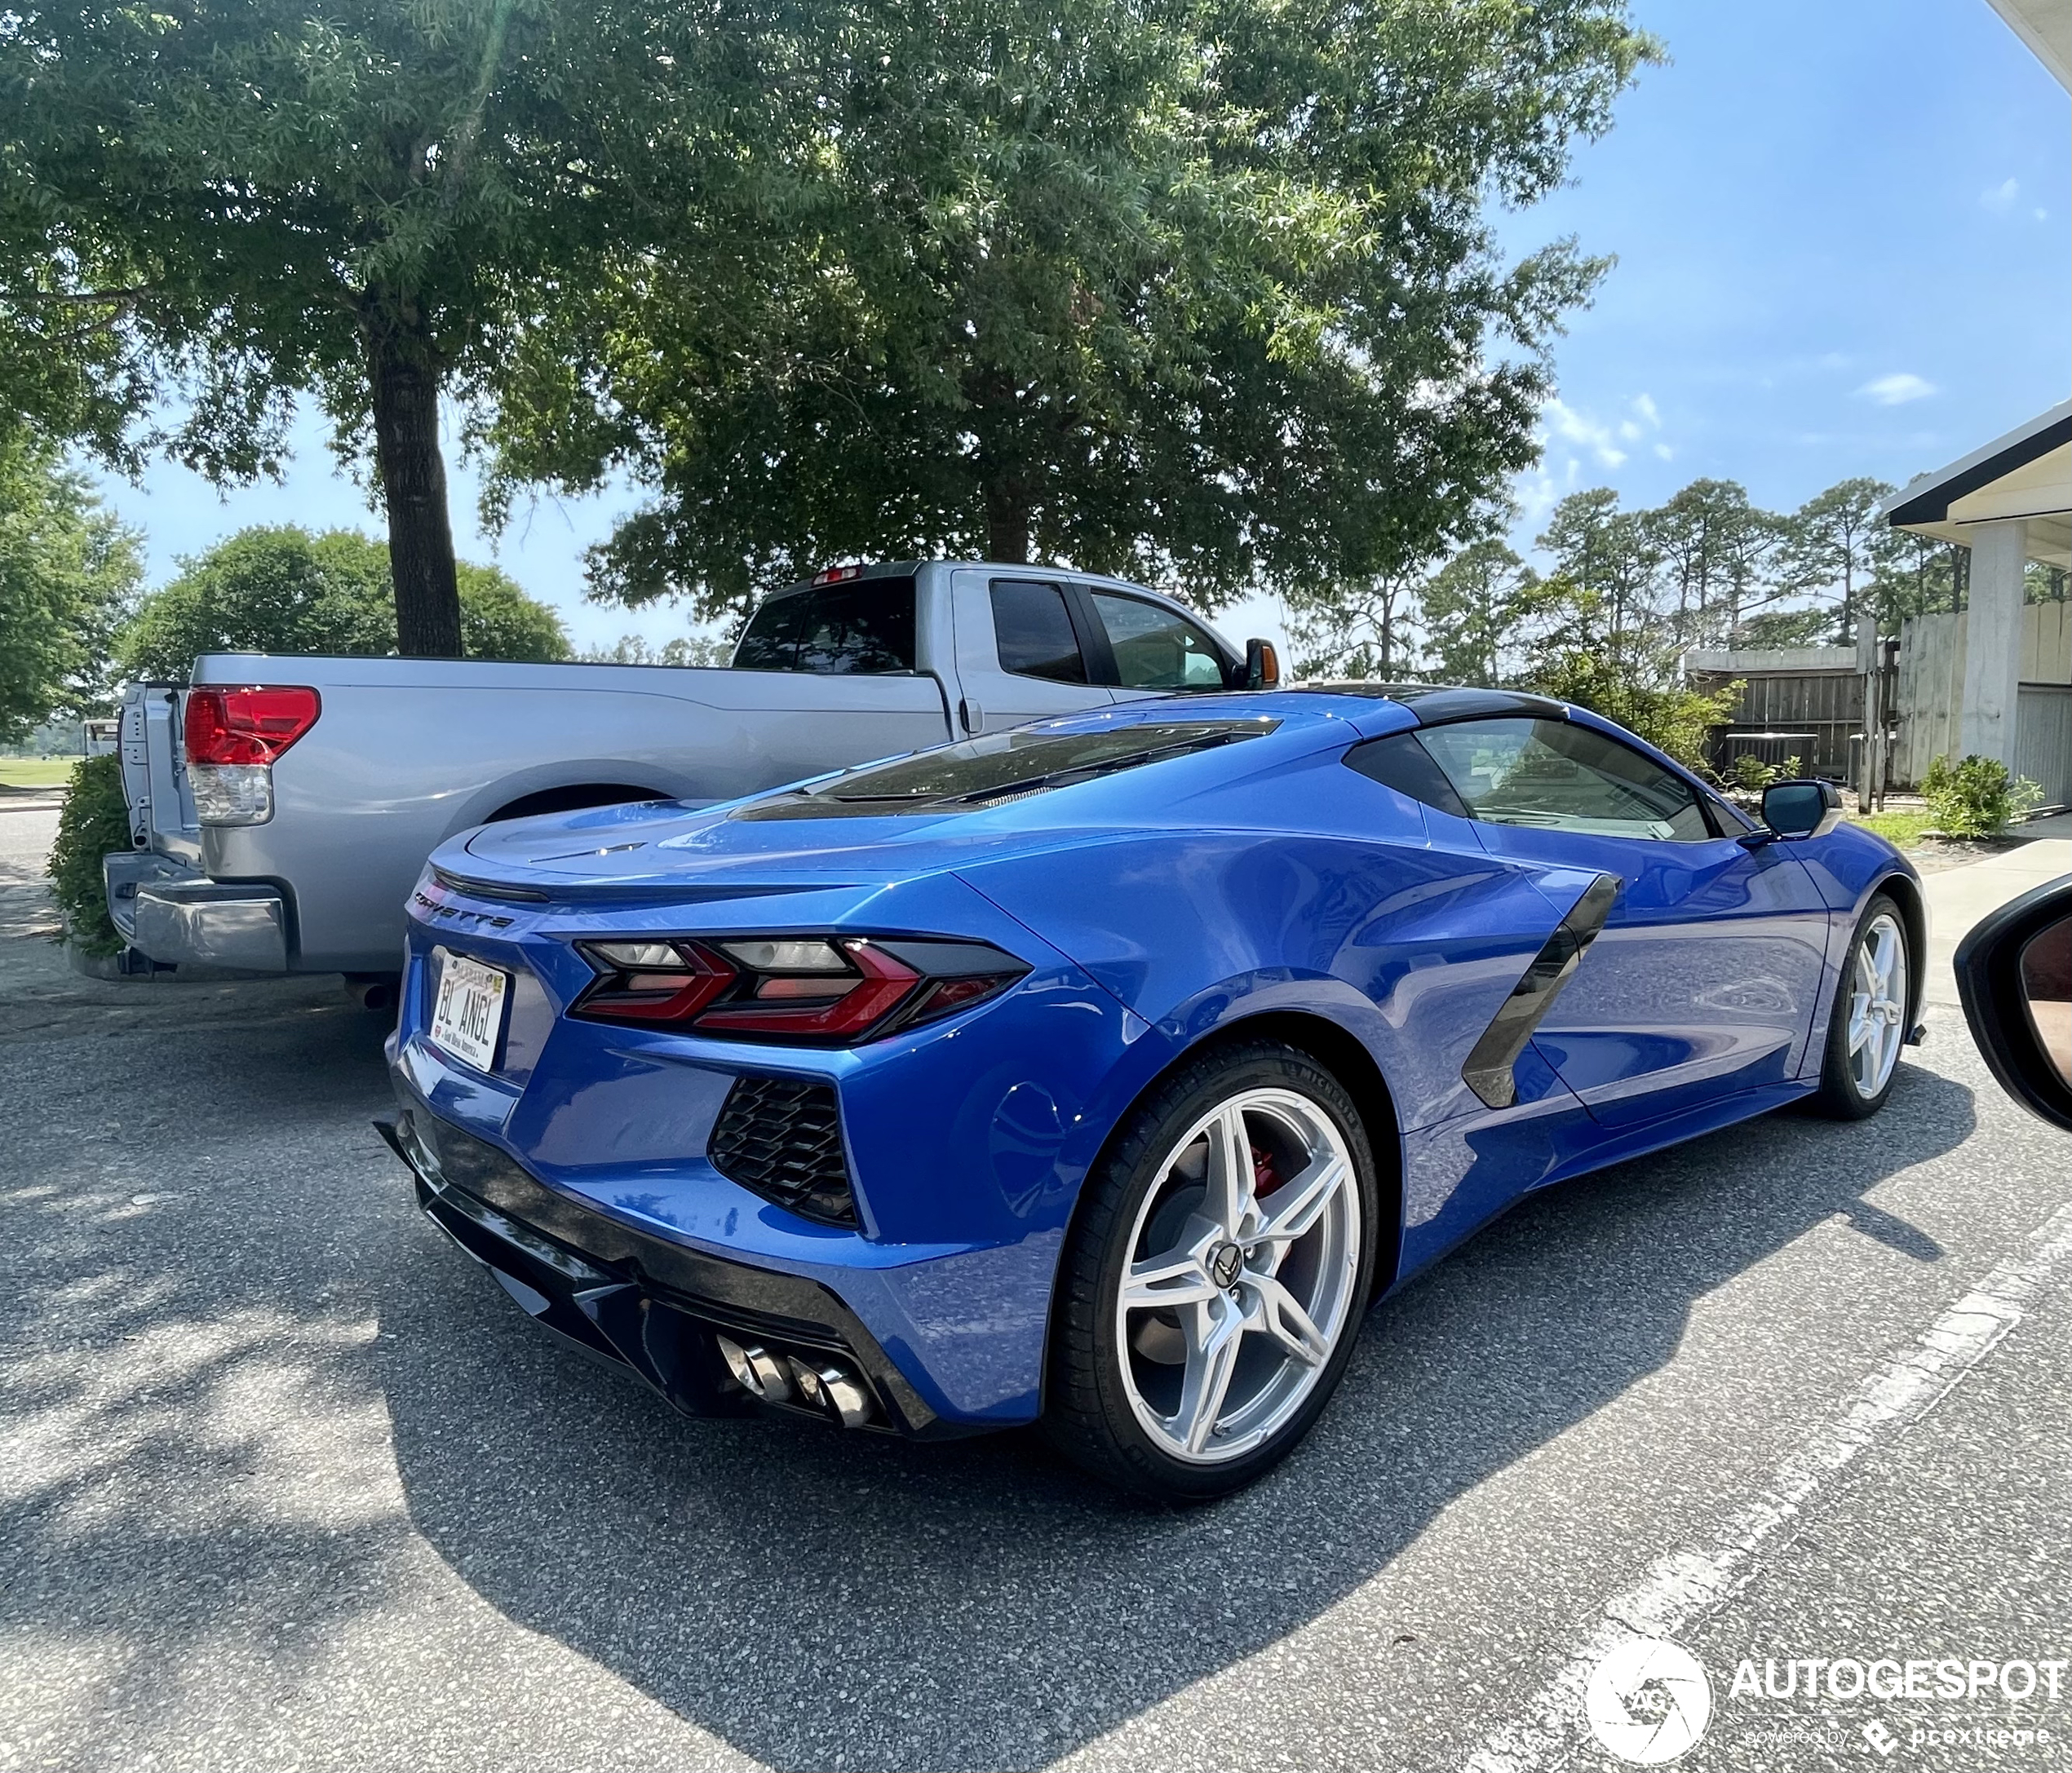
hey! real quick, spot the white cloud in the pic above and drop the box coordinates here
[1540,392,1662,471]
[1544,400,1626,467]
[1654,443,1675,461]
[1982,177,2020,214]
[1857,372,1937,406]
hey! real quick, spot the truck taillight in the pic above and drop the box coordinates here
[184,686,321,767]
[184,686,321,826]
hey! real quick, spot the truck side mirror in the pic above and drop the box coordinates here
[1760,778,1841,839]
[1957,877,2072,1131]
[1245,638,1280,691]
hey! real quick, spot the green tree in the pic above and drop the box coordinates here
[0,433,142,741]
[455,562,574,665]
[0,0,771,655]
[1537,489,1660,667]
[1417,541,1558,686]
[1781,477,1894,641]
[581,634,733,667]
[115,527,566,679]
[1734,607,1835,649]
[495,0,1655,622]
[1645,479,1773,648]
[1287,568,1425,683]
[1866,527,1962,626]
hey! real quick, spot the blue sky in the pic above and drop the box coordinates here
[91,0,2072,654]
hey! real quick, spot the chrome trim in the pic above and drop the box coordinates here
[130,879,288,971]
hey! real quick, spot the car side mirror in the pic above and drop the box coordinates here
[1245,638,1280,691]
[1760,778,1842,839]
[1955,877,2072,1130]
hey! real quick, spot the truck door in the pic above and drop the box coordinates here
[947,570,1119,733]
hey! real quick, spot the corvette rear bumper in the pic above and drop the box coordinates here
[375,1103,956,1439]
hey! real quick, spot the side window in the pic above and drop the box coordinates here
[990,580,1089,683]
[1344,732,1469,816]
[1088,591,1229,691]
[735,578,916,673]
[1415,718,1714,842]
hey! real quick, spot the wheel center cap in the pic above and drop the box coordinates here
[1207,1241,1244,1289]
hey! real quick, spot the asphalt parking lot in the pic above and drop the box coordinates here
[4,802,2069,1773]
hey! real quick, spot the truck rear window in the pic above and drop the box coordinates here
[733,577,917,674]
[733,719,1277,820]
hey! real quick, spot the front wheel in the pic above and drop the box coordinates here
[1043,1041,1379,1501]
[1809,891,1912,1119]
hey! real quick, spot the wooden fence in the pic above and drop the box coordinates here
[1684,648,1862,779]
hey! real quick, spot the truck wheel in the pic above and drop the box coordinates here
[1043,1039,1379,1501]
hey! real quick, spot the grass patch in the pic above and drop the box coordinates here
[1853,810,1937,847]
[0,758,80,789]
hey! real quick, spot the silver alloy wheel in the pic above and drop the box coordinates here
[1848,911,1908,1098]
[1114,1086,1361,1465]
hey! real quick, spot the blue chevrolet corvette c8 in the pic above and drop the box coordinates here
[382,688,1923,1499]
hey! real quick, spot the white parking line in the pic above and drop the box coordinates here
[1462,1195,2072,1773]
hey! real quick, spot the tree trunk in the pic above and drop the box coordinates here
[985,479,1032,564]
[366,307,463,657]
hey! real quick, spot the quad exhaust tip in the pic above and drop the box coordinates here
[715,1333,876,1428]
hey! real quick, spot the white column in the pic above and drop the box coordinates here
[1959,519,2030,766]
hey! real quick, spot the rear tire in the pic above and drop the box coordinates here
[1043,1039,1379,1501]
[1808,891,1910,1120]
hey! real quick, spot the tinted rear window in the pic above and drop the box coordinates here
[733,577,917,674]
[734,719,1277,820]
[990,579,1088,682]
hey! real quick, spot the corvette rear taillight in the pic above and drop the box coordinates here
[571,935,1026,1043]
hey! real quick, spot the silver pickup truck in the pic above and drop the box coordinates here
[107,560,1274,992]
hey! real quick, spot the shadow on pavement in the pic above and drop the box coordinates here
[378,1068,1972,1771]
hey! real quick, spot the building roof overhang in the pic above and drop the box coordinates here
[1880,398,2072,567]
[1987,0,2072,89]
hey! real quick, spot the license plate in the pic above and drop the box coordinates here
[429,948,509,1073]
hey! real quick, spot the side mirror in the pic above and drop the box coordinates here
[1955,876,2072,1130]
[1245,638,1280,691]
[1760,777,1842,839]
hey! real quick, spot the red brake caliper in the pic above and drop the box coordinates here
[1251,1143,1282,1197]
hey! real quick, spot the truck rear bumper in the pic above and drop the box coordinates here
[105,851,288,971]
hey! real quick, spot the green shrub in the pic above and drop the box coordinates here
[1921,753,2042,839]
[1525,652,1742,776]
[46,753,131,956]
[1726,751,1803,794]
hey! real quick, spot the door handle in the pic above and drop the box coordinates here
[959,698,984,734]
